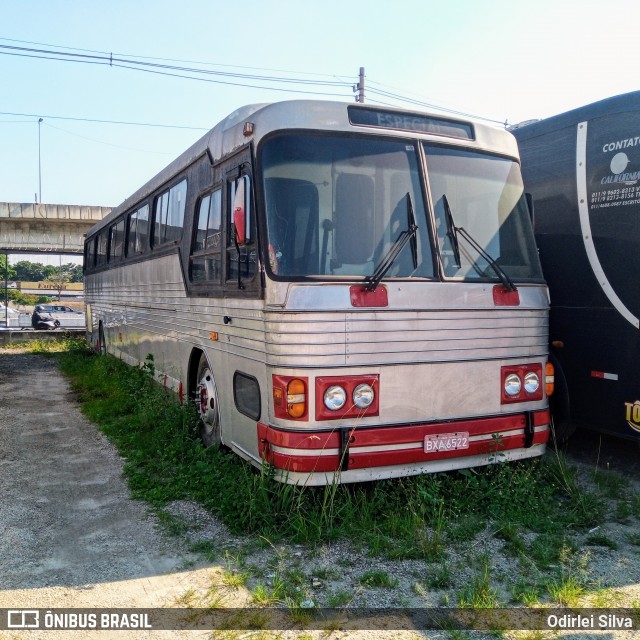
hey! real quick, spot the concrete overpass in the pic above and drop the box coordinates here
[0,202,111,254]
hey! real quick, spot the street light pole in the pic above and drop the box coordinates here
[38,118,43,204]
[4,251,8,329]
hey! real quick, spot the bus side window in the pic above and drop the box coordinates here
[108,219,125,262]
[96,230,108,267]
[153,179,187,247]
[126,205,149,257]
[85,237,96,271]
[190,189,222,283]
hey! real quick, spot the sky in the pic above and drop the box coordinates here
[1,0,639,215]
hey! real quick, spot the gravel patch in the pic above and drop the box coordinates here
[0,351,638,639]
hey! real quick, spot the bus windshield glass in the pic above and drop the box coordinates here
[426,145,543,282]
[261,134,434,279]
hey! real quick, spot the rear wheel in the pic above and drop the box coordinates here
[195,354,221,447]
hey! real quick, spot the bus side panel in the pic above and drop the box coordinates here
[517,106,640,440]
[86,255,270,459]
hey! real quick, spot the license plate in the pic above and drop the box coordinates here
[424,432,470,453]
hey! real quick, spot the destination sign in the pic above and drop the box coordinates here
[349,107,474,140]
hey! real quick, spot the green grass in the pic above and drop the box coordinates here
[425,563,453,589]
[545,544,592,607]
[585,533,619,550]
[49,342,610,566]
[510,577,543,606]
[626,532,640,546]
[493,521,527,557]
[591,468,629,499]
[357,570,398,588]
[456,554,499,608]
[311,566,339,580]
[528,532,573,569]
[2,334,86,353]
[546,575,586,607]
[250,568,311,608]
[325,589,352,607]
[221,568,249,590]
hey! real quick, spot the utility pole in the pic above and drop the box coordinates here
[355,67,365,103]
[38,118,43,204]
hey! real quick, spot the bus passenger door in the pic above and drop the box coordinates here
[219,150,265,460]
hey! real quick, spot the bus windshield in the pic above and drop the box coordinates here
[427,145,543,281]
[261,134,434,279]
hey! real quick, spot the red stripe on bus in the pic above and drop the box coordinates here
[348,431,548,470]
[263,429,549,474]
[257,412,550,472]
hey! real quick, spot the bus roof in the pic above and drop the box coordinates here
[93,100,519,234]
[511,90,640,142]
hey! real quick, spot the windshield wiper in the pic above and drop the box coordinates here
[456,227,517,292]
[407,192,418,271]
[365,193,418,292]
[442,194,517,292]
[442,194,461,268]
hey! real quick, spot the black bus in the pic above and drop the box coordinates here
[513,91,640,442]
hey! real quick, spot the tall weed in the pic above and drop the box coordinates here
[53,344,607,554]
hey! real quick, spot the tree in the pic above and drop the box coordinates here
[0,254,17,281]
[11,260,82,283]
[61,262,83,283]
[43,264,75,301]
[12,260,50,282]
[7,289,52,306]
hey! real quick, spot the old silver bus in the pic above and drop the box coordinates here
[84,100,552,485]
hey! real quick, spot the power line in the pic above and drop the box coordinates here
[0,43,353,96]
[1,34,506,124]
[0,35,353,82]
[111,60,350,95]
[365,80,506,125]
[44,121,176,155]
[0,110,208,130]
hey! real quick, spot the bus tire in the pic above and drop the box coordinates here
[548,355,576,445]
[195,354,221,447]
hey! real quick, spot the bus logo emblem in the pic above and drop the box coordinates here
[624,400,640,433]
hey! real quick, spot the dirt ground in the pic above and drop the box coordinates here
[0,354,217,639]
[0,353,432,640]
[0,351,638,640]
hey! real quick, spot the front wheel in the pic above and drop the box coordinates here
[195,354,221,447]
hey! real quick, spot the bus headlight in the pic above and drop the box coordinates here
[501,364,543,404]
[324,385,347,411]
[524,371,540,394]
[504,373,522,397]
[353,383,374,409]
[315,375,379,420]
